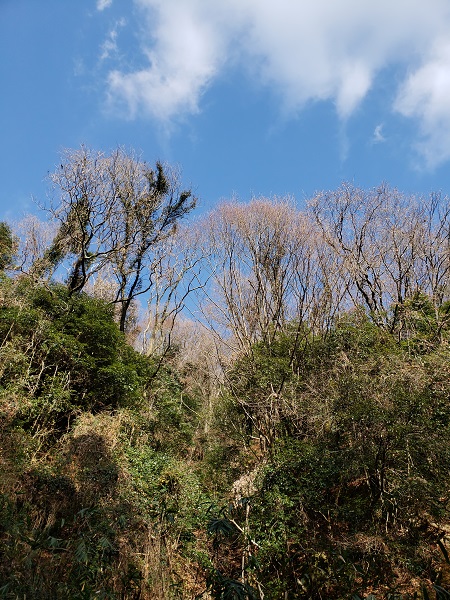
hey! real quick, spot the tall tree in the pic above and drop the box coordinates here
[309,183,426,331]
[47,146,196,331]
[197,197,331,354]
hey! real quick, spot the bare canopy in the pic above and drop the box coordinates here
[44,146,196,332]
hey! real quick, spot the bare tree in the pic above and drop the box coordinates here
[12,214,57,278]
[418,192,450,307]
[46,146,196,331]
[309,183,426,331]
[140,226,205,357]
[310,183,386,318]
[196,196,331,355]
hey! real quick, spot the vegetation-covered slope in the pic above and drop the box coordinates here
[2,150,450,598]
[0,278,207,598]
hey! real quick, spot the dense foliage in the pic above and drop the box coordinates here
[2,171,450,598]
[2,274,450,598]
[0,277,207,599]
[218,308,450,597]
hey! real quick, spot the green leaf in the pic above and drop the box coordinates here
[47,536,64,549]
[434,584,450,600]
[438,539,450,563]
[98,536,114,551]
[75,539,89,564]
[207,518,237,537]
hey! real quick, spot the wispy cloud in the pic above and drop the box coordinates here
[100,18,125,62]
[373,124,386,144]
[105,0,450,166]
[96,0,112,11]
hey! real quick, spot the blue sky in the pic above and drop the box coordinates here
[2,0,450,222]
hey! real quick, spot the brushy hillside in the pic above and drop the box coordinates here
[2,275,450,599]
[3,167,450,598]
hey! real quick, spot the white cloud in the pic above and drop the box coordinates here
[108,1,229,121]
[105,0,450,164]
[100,18,125,62]
[394,38,450,167]
[97,0,112,10]
[373,124,386,144]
